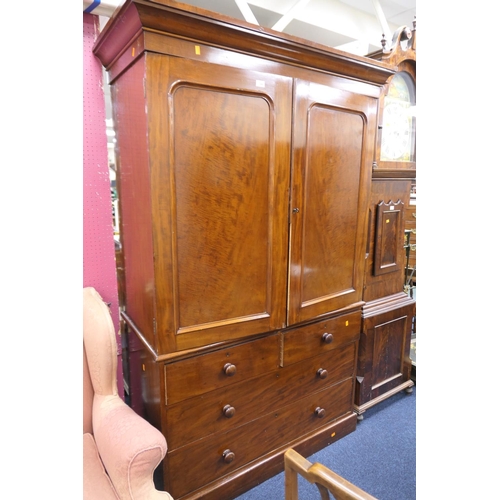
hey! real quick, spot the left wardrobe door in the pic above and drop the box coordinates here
[146,54,293,354]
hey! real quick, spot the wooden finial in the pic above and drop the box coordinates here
[381,34,387,50]
[410,16,416,51]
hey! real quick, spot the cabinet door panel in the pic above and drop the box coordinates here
[288,80,377,325]
[373,199,404,275]
[147,55,292,352]
[372,314,407,389]
[355,301,414,406]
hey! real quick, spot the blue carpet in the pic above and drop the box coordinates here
[235,387,416,499]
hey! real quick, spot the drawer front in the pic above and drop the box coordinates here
[165,334,280,404]
[283,311,360,365]
[167,377,354,498]
[165,342,356,450]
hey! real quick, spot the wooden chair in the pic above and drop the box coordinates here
[284,448,377,500]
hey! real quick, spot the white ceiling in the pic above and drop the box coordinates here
[97,0,416,56]
[172,0,416,55]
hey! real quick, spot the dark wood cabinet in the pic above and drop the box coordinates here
[93,1,395,498]
[354,23,417,419]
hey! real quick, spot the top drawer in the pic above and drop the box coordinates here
[165,334,280,404]
[282,311,360,365]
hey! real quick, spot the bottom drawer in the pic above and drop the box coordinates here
[166,377,354,498]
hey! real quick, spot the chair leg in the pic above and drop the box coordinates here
[284,458,299,500]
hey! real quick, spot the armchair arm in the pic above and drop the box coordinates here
[284,448,377,500]
[93,394,173,500]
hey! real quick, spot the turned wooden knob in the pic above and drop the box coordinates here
[315,407,326,418]
[316,368,328,379]
[222,404,236,418]
[322,332,333,344]
[223,363,237,376]
[222,449,235,463]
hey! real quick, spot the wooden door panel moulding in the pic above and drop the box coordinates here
[362,291,414,318]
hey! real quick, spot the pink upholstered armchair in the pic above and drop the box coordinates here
[83,287,173,500]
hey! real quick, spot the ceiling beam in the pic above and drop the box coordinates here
[370,0,391,38]
[272,0,312,32]
[234,0,259,25]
